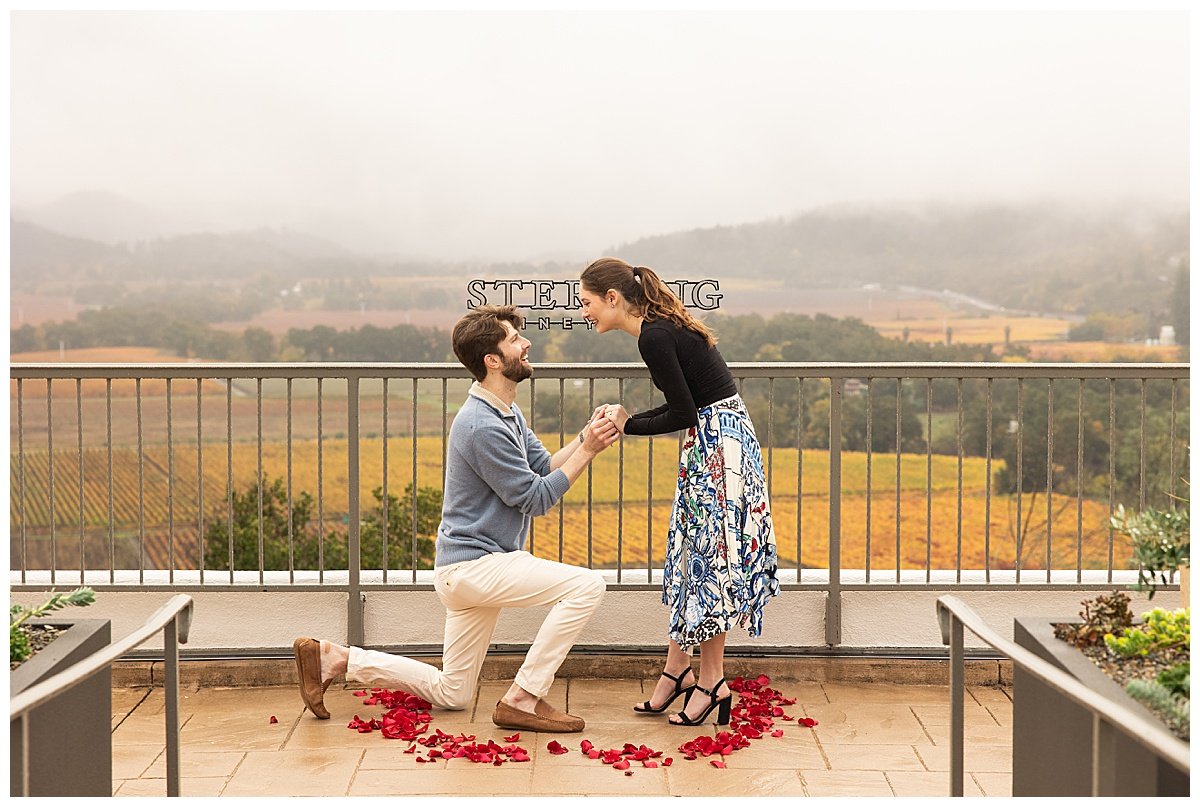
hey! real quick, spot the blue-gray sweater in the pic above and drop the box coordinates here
[434,386,572,566]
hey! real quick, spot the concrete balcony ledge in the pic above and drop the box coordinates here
[110,653,1015,690]
[13,569,1179,660]
[10,568,1148,587]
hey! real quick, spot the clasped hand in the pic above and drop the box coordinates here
[579,403,631,454]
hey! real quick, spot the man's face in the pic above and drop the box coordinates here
[494,321,533,383]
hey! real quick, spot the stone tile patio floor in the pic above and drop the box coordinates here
[111,679,1013,797]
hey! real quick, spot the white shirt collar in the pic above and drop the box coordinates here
[468,381,517,418]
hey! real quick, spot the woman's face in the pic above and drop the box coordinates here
[578,286,623,333]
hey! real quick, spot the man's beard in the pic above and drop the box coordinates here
[500,353,533,383]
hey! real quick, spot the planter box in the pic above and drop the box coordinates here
[9,618,112,797]
[1013,616,1188,796]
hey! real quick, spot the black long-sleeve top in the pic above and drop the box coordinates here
[624,318,738,436]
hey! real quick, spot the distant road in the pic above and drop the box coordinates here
[895,284,1086,324]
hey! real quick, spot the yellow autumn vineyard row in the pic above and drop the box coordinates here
[12,435,1126,572]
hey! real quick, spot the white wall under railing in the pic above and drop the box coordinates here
[10,569,1179,655]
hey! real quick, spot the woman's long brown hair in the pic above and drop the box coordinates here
[580,257,717,347]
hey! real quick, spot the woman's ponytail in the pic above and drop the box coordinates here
[581,258,716,347]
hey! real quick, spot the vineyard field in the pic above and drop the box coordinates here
[12,436,1132,574]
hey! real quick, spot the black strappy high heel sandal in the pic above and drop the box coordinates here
[669,677,732,727]
[633,668,696,714]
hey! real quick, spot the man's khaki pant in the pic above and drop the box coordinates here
[346,551,606,710]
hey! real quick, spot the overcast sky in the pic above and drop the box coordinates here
[9,9,1191,261]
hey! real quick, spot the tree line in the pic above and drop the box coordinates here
[13,307,1187,508]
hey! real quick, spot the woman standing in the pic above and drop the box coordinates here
[579,257,780,726]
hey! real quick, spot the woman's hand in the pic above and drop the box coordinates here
[602,404,631,434]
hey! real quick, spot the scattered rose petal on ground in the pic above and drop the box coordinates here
[269,715,277,724]
[346,676,806,774]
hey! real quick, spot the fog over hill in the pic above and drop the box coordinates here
[11,197,1186,319]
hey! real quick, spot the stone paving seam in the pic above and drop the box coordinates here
[913,742,933,773]
[796,769,811,796]
[808,723,833,771]
[344,749,367,797]
[217,751,250,797]
[881,769,898,797]
[910,706,939,745]
[279,711,304,750]
[111,687,155,732]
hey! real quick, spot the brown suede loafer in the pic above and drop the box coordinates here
[492,698,585,733]
[293,637,331,719]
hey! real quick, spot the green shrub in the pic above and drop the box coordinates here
[1104,608,1190,657]
[1055,591,1134,648]
[1110,504,1190,600]
[1157,662,1190,699]
[1125,679,1189,739]
[9,587,96,664]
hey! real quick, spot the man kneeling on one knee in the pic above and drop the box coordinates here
[294,305,618,732]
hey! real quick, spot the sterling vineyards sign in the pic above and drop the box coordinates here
[465,279,722,329]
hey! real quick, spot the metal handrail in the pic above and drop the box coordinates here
[9,361,1187,648]
[935,595,1188,796]
[10,594,194,797]
[9,360,1189,379]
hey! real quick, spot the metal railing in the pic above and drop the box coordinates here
[935,595,1188,796]
[10,594,193,797]
[9,362,1188,647]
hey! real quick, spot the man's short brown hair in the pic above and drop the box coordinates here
[451,305,525,382]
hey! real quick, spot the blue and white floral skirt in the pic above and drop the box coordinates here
[662,394,780,649]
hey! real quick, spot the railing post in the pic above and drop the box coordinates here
[950,613,964,797]
[826,377,842,646]
[347,377,364,647]
[19,714,29,797]
[164,616,181,797]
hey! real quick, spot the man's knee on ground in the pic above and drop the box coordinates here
[440,688,475,711]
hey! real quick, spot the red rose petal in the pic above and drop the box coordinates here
[547,740,569,755]
[269,715,278,724]
[504,733,520,743]
[643,761,658,768]
[710,760,727,768]
[581,739,594,753]
[771,730,784,738]
[663,758,674,767]
[613,759,630,770]
[624,770,634,776]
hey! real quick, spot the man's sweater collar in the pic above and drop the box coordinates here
[468,381,517,418]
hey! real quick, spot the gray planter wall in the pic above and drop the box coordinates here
[10,618,112,797]
[1012,616,1188,797]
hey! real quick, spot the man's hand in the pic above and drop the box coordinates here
[580,413,620,456]
[602,404,631,434]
